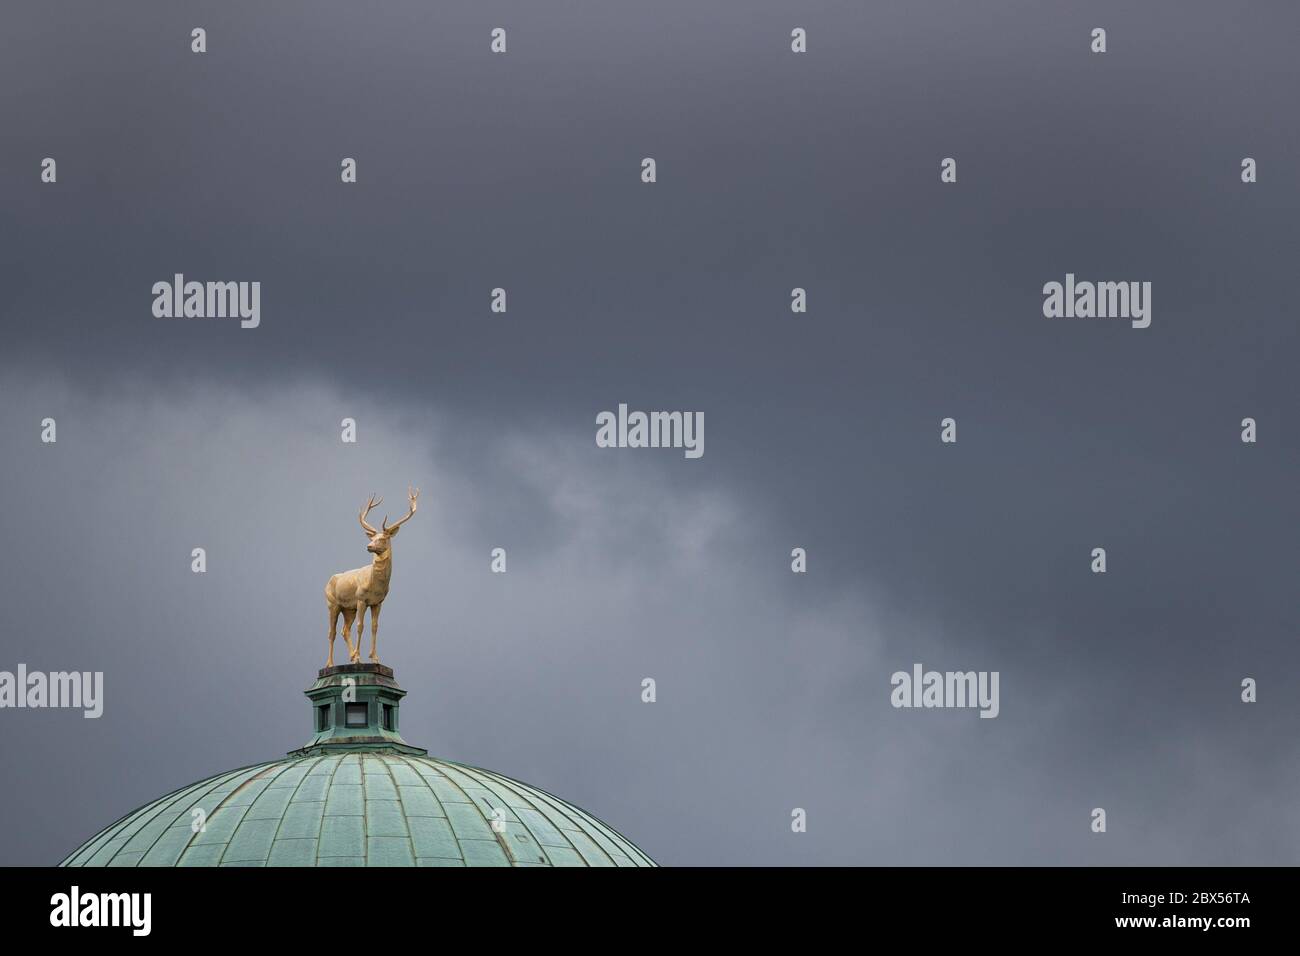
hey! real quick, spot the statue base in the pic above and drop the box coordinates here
[317,662,395,680]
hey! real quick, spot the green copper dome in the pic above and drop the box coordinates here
[60,663,655,867]
[60,752,655,867]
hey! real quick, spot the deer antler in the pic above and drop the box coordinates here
[359,493,384,536]
[382,486,420,533]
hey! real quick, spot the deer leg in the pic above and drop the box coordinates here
[341,607,357,662]
[352,602,367,663]
[326,605,341,667]
[368,604,382,663]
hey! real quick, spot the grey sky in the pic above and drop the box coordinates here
[0,1,1296,865]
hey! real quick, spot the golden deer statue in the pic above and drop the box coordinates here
[325,487,419,667]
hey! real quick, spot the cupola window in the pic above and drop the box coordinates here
[345,703,368,728]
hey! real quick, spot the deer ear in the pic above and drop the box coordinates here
[385,525,401,537]
[362,527,377,538]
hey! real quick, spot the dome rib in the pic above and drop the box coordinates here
[457,760,655,867]
[60,761,276,867]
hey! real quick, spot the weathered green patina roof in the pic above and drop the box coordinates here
[61,662,654,866]
[60,752,656,867]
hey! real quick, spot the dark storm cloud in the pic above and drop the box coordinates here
[0,1,1296,864]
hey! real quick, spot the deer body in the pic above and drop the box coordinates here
[325,555,393,615]
[325,488,419,667]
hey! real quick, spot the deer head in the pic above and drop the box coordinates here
[358,487,419,556]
